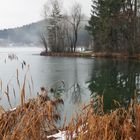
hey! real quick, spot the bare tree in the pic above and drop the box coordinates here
[69,3,83,52]
[39,32,48,52]
[62,15,73,52]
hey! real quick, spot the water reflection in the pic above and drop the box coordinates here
[67,83,82,104]
[49,80,65,98]
[50,81,82,104]
[88,59,140,111]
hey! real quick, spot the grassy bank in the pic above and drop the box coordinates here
[40,51,140,59]
[40,51,93,57]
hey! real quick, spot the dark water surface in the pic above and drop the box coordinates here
[0,47,140,124]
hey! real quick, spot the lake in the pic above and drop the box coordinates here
[0,47,140,124]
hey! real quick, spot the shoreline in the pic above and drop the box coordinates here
[40,51,140,60]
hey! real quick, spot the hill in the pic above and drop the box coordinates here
[0,20,91,48]
[0,20,45,46]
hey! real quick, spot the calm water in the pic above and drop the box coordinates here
[0,47,140,124]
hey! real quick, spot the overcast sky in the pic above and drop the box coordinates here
[0,0,92,29]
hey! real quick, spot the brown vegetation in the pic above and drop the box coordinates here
[40,51,93,57]
[0,89,63,140]
[0,84,140,140]
[40,51,140,60]
[66,99,140,140]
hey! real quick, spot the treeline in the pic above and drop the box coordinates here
[86,0,140,55]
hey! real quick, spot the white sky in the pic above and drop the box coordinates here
[0,0,92,29]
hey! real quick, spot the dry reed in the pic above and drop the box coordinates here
[66,99,139,140]
[0,88,64,140]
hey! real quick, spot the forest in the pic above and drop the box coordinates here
[86,0,140,55]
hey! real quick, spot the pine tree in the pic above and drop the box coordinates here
[47,0,64,52]
[86,0,112,51]
[86,0,139,54]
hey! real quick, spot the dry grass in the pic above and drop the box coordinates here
[0,82,140,140]
[1,92,140,140]
[41,51,140,60]
[0,90,64,140]
[66,98,140,140]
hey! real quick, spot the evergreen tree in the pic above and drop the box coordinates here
[86,0,139,54]
[47,0,63,52]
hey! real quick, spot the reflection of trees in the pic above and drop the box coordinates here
[67,83,81,104]
[69,60,82,104]
[50,80,65,98]
[88,59,140,111]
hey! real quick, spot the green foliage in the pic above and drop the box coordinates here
[86,0,139,54]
